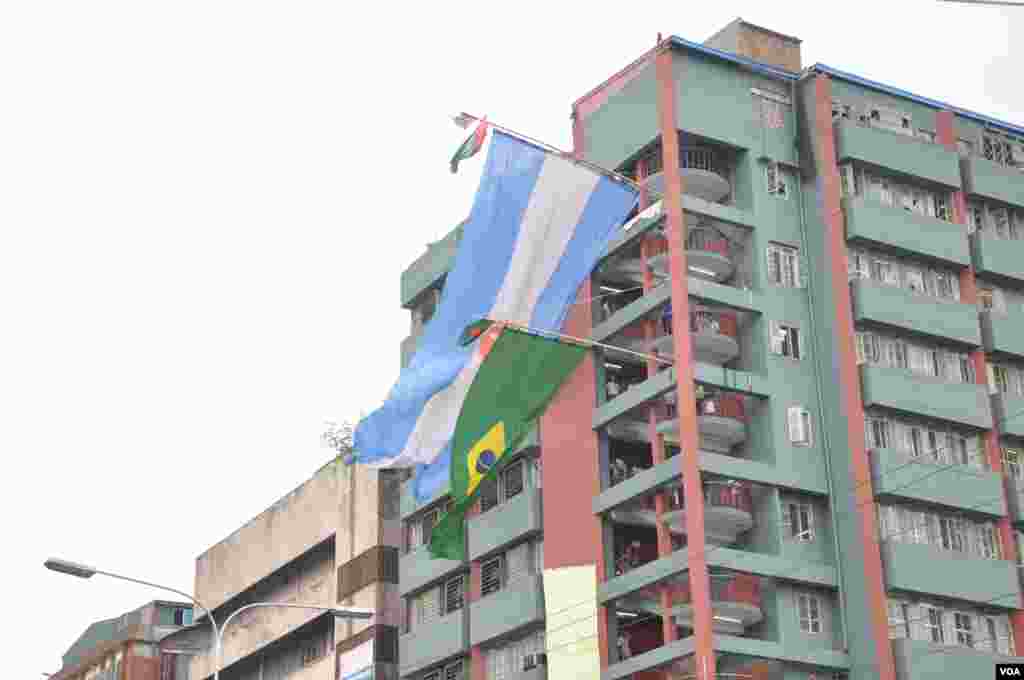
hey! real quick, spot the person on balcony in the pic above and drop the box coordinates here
[661,304,673,334]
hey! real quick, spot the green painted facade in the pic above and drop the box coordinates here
[982,310,1024,360]
[881,540,1022,608]
[396,31,1024,680]
[973,233,1024,285]
[842,196,970,267]
[870,446,1005,515]
[467,487,542,561]
[993,393,1024,439]
[398,609,467,677]
[891,638,1024,680]
[962,156,1024,208]
[469,575,545,647]
[834,121,962,188]
[851,279,981,346]
[860,364,993,429]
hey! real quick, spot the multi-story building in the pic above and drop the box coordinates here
[395,18,1024,680]
[159,458,404,680]
[51,600,194,680]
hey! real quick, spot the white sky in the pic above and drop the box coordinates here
[1,1,1020,676]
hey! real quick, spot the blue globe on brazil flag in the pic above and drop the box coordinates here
[476,450,497,474]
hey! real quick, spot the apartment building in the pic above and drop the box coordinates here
[394,17,1024,680]
[159,458,403,680]
[50,600,194,680]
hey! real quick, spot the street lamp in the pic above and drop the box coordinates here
[44,557,372,680]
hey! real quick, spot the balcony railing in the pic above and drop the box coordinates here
[636,571,761,610]
[681,148,719,174]
[687,227,730,258]
[697,394,745,420]
[666,481,753,514]
[690,309,738,337]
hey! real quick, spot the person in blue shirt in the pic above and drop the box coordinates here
[661,304,673,334]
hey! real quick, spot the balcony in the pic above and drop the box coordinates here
[870,446,1005,516]
[400,223,463,308]
[834,120,961,188]
[1004,479,1024,527]
[850,278,981,347]
[618,572,763,635]
[649,308,740,366]
[660,481,754,545]
[603,223,737,287]
[657,394,748,453]
[891,638,1024,680]
[467,488,542,561]
[992,392,1024,439]
[881,540,1022,608]
[399,608,468,677]
[469,574,545,646]
[859,364,993,430]
[842,195,970,267]
[972,233,1024,286]
[982,310,1024,361]
[644,147,732,204]
[610,480,754,547]
[962,155,1024,208]
[400,547,463,597]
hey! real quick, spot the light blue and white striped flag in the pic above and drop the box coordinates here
[353,131,637,501]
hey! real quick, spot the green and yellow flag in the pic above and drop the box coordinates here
[428,321,587,561]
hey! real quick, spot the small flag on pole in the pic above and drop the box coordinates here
[450,117,488,174]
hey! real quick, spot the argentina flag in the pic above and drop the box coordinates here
[353,130,638,501]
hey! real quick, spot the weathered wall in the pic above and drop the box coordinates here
[190,546,337,680]
[195,460,369,610]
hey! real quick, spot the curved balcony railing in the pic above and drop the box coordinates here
[681,147,719,174]
[665,481,753,514]
[637,571,761,611]
[690,309,738,338]
[697,393,746,420]
[687,227,731,258]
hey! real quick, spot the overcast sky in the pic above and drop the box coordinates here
[1,1,1020,676]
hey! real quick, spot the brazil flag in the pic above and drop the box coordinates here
[428,321,587,561]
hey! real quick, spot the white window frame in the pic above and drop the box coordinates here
[888,599,911,639]
[922,605,945,643]
[765,161,789,198]
[769,321,802,360]
[767,243,802,288]
[788,406,813,446]
[953,611,974,648]
[797,593,823,634]
[785,501,815,543]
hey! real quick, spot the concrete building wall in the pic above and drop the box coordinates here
[189,542,337,680]
[195,460,349,611]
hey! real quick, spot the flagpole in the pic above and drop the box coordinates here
[453,112,642,191]
[489,319,674,366]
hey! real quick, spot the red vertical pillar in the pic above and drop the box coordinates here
[541,276,611,670]
[937,109,1024,643]
[653,44,715,680]
[812,73,897,680]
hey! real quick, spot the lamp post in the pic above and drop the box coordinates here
[44,558,372,680]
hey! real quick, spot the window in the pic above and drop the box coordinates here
[797,593,823,633]
[785,501,815,542]
[979,287,1007,314]
[756,94,788,130]
[479,476,499,512]
[481,555,505,596]
[954,612,974,647]
[444,660,465,680]
[765,162,789,198]
[486,631,546,680]
[865,415,892,449]
[502,460,524,499]
[888,599,911,639]
[172,607,192,626]
[766,243,801,288]
[532,540,544,573]
[977,524,1002,560]
[769,321,801,359]
[444,575,465,614]
[788,406,812,446]
[923,605,945,643]
[410,585,440,630]
[1004,448,1023,481]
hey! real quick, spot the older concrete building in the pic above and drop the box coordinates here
[160,458,403,680]
[51,600,194,680]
